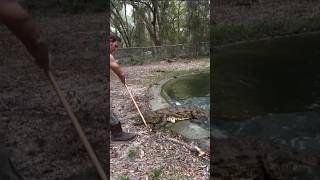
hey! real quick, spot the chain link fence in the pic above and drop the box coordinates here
[113,42,209,65]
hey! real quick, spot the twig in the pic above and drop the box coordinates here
[167,138,206,157]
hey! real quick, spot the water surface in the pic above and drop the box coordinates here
[161,72,210,148]
[213,32,320,153]
[161,72,210,110]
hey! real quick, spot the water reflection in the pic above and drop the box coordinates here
[161,72,210,110]
[213,32,320,153]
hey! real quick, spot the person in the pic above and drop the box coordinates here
[109,33,136,141]
[0,0,50,179]
[0,0,50,71]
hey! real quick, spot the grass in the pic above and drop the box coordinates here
[175,175,193,180]
[148,168,162,180]
[116,176,130,180]
[127,148,137,161]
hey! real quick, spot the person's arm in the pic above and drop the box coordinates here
[110,54,125,84]
[0,0,49,71]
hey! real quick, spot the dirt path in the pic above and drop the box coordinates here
[110,59,210,179]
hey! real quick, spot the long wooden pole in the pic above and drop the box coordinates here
[46,71,108,180]
[110,71,149,128]
[124,83,148,127]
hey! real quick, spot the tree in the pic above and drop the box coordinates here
[111,0,209,48]
[186,0,209,56]
[132,3,149,46]
[129,0,161,46]
[111,0,134,47]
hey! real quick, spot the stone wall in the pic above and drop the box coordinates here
[113,42,209,64]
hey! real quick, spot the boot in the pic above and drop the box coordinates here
[110,122,136,141]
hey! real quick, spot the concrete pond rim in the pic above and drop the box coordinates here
[148,71,209,111]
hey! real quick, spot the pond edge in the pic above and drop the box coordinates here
[148,71,210,111]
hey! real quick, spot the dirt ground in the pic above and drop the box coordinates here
[0,13,108,180]
[110,59,210,179]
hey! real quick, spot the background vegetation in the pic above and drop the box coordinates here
[111,0,210,48]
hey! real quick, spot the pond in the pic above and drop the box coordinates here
[161,72,210,110]
[160,72,210,148]
[213,32,320,154]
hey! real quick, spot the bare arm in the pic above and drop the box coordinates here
[0,0,49,71]
[110,54,125,84]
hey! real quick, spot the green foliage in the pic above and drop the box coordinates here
[185,0,210,57]
[148,168,162,180]
[116,175,130,180]
[127,148,137,161]
[132,5,148,47]
[113,0,209,47]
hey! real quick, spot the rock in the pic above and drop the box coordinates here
[171,121,210,140]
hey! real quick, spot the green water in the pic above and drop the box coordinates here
[160,72,210,148]
[214,32,320,120]
[213,32,320,153]
[161,72,210,109]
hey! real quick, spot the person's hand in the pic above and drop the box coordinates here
[35,54,50,72]
[34,42,50,71]
[120,74,126,84]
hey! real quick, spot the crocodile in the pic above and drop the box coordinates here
[135,106,208,129]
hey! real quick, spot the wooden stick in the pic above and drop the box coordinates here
[167,138,206,157]
[124,83,148,127]
[111,71,149,129]
[46,71,108,180]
